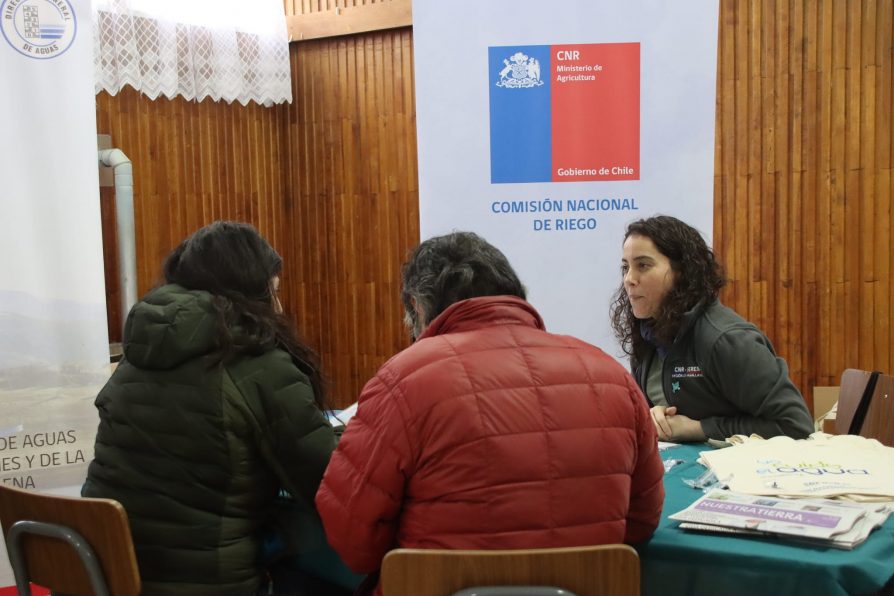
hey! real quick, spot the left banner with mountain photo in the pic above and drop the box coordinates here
[0,0,108,587]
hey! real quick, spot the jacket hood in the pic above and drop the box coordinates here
[418,295,545,340]
[123,284,220,370]
[673,298,715,342]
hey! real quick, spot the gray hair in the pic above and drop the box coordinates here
[401,232,526,338]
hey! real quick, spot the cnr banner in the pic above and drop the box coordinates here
[413,0,719,357]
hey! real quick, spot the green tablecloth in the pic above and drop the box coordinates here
[638,444,894,596]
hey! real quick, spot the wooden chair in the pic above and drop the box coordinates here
[835,368,894,447]
[380,545,640,596]
[0,484,140,596]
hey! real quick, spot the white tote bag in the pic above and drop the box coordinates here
[699,434,894,499]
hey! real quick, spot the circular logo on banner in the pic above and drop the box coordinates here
[1,0,77,60]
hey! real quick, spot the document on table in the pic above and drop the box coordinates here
[670,489,892,549]
[327,402,359,427]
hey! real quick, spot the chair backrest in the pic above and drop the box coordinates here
[835,368,894,446]
[0,484,140,596]
[380,545,639,596]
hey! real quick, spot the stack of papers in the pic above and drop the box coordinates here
[670,489,892,549]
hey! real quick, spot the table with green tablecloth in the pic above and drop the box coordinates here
[638,444,894,596]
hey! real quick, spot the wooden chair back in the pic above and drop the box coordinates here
[0,483,140,596]
[835,368,894,446]
[380,544,639,596]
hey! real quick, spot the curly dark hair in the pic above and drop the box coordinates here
[163,221,327,410]
[401,231,526,340]
[610,215,726,366]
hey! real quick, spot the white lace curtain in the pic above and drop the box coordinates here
[92,0,292,106]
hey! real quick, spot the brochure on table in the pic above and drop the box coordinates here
[670,489,892,549]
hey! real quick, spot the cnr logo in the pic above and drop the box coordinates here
[556,50,580,60]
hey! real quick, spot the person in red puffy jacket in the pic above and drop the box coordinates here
[316,231,664,594]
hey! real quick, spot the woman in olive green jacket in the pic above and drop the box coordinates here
[84,221,338,596]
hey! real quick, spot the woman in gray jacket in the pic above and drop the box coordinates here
[610,215,814,442]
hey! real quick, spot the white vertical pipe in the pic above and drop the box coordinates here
[97,149,136,331]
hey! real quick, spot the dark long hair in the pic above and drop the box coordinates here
[163,221,327,410]
[610,215,726,366]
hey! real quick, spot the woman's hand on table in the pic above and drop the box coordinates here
[650,405,707,442]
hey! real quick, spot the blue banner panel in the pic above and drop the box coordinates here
[488,45,552,183]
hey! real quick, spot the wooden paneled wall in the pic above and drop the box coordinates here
[284,29,419,404]
[96,89,291,342]
[284,0,390,14]
[98,0,891,408]
[714,0,893,397]
[283,0,410,42]
[96,29,418,407]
